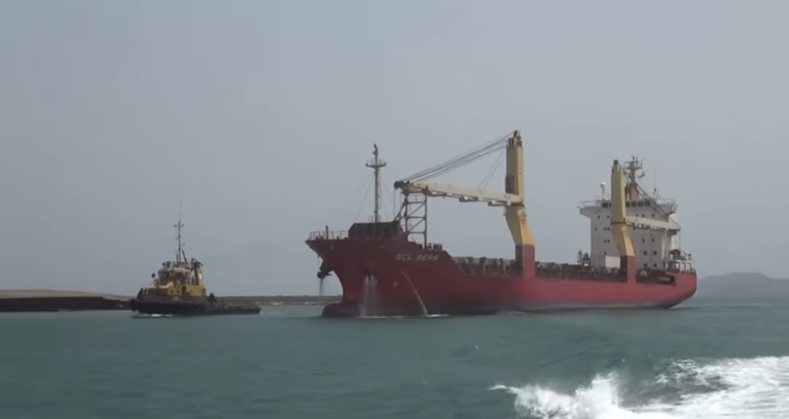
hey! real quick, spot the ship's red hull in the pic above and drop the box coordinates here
[307,235,697,318]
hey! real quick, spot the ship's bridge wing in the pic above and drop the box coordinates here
[627,216,680,232]
[397,180,523,206]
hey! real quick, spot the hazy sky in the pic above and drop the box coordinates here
[2,0,788,295]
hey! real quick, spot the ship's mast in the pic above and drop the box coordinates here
[623,156,645,200]
[175,203,185,263]
[365,144,387,223]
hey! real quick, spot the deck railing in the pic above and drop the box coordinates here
[578,198,677,209]
[307,230,349,241]
[307,231,446,249]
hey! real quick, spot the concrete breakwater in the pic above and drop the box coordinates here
[0,290,340,312]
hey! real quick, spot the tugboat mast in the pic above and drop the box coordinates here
[366,144,387,223]
[175,203,185,263]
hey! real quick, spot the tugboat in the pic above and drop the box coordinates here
[129,215,260,316]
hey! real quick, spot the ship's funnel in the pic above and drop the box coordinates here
[610,160,635,260]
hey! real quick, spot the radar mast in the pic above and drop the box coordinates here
[622,156,645,200]
[175,201,186,263]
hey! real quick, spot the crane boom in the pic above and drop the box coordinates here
[394,131,521,207]
[610,160,635,259]
[395,180,522,206]
[394,131,535,263]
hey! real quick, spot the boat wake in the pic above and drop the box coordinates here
[130,313,173,319]
[357,314,448,320]
[492,355,789,418]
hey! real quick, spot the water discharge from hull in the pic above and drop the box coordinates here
[359,275,381,318]
[401,271,429,317]
[350,273,436,319]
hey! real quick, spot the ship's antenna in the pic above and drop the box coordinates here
[623,156,645,199]
[175,201,185,263]
[365,144,387,223]
[653,166,658,197]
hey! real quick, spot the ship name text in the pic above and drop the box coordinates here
[395,253,440,262]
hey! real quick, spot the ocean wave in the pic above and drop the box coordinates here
[491,355,789,419]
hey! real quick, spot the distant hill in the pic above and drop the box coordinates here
[697,272,789,298]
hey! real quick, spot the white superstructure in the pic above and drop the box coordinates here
[578,157,694,272]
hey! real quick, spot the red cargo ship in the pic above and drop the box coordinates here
[306,131,696,317]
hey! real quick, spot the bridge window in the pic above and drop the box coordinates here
[653,251,657,255]
[643,251,647,255]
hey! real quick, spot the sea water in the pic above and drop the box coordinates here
[1,296,788,419]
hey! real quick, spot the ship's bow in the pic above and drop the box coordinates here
[306,221,419,317]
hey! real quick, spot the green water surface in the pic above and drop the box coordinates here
[1,297,787,419]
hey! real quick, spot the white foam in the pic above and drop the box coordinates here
[492,355,789,419]
[356,314,448,319]
[130,313,173,319]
